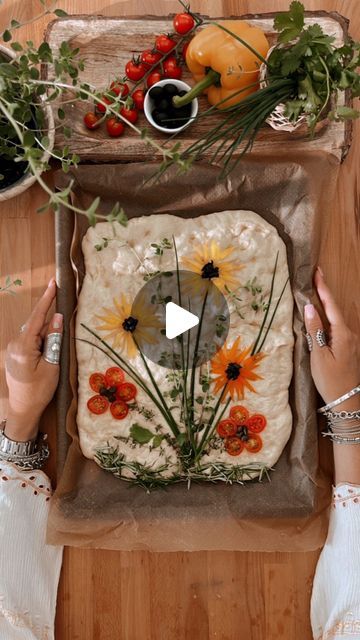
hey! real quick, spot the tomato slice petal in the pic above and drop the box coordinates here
[216,418,237,438]
[244,433,263,453]
[87,395,109,415]
[110,400,129,420]
[105,367,125,387]
[246,414,267,433]
[89,372,106,393]
[229,405,249,425]
[225,436,244,456]
[116,382,137,402]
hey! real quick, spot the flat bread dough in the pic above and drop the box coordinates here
[76,210,294,484]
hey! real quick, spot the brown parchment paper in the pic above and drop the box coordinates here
[47,151,339,552]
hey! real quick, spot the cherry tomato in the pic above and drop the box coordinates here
[83,112,101,130]
[147,71,163,88]
[87,395,109,415]
[225,436,244,456]
[244,433,263,453]
[173,13,195,35]
[131,89,145,111]
[163,56,182,80]
[105,367,125,387]
[217,418,237,438]
[182,41,189,60]
[141,49,162,67]
[110,400,129,420]
[96,96,112,114]
[116,382,137,402]
[125,59,147,81]
[120,107,139,124]
[229,405,249,425]
[110,81,129,98]
[155,34,176,54]
[246,414,267,434]
[89,372,106,393]
[106,118,125,137]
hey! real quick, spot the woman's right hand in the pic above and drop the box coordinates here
[304,267,360,410]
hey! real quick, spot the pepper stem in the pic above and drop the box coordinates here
[173,69,221,108]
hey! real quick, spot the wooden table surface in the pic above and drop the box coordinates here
[0,1,359,639]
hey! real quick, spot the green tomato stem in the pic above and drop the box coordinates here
[172,69,221,107]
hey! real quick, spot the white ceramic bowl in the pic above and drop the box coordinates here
[144,79,198,134]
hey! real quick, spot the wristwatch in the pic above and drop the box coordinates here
[0,419,50,470]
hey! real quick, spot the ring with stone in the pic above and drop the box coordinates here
[315,328,327,348]
[305,332,313,352]
[42,332,62,365]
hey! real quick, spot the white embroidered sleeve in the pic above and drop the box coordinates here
[0,461,63,640]
[311,483,360,640]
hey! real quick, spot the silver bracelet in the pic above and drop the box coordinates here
[322,432,360,444]
[0,421,49,470]
[318,384,360,414]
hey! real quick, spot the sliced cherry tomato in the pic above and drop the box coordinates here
[110,81,129,98]
[116,382,137,402]
[246,414,267,433]
[87,395,109,415]
[105,367,125,387]
[225,436,244,456]
[147,71,163,88]
[182,41,189,61]
[89,372,106,393]
[173,13,195,35]
[110,400,129,420]
[163,56,182,80]
[96,96,112,114]
[131,89,145,111]
[141,49,162,67]
[230,405,250,425]
[155,34,176,54]
[120,107,139,124]
[83,112,100,130]
[244,433,263,453]
[125,58,147,81]
[217,418,237,438]
[106,118,125,137]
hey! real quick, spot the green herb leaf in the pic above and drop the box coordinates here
[54,9,68,17]
[130,424,155,444]
[152,435,164,448]
[2,30,12,42]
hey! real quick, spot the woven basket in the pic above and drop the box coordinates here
[0,45,55,202]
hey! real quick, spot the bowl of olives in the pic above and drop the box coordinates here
[144,79,198,134]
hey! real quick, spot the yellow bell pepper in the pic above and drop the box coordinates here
[174,21,269,110]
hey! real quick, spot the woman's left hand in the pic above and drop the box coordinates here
[4,277,63,442]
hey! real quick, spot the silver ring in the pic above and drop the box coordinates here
[305,332,313,352]
[20,324,26,334]
[42,332,62,365]
[315,328,327,348]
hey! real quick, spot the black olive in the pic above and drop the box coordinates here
[152,110,170,126]
[149,86,164,101]
[157,98,172,111]
[163,83,178,96]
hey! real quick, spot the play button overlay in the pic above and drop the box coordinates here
[130,269,230,370]
[165,302,199,339]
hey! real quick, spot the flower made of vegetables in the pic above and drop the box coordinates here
[211,336,265,401]
[175,21,269,109]
[87,366,137,420]
[181,240,243,294]
[217,404,266,456]
[94,292,162,358]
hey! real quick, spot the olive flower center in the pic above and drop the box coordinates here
[225,362,242,381]
[122,316,138,332]
[201,260,219,280]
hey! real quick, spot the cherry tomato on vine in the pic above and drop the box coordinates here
[106,118,125,137]
[116,382,137,402]
[216,418,237,438]
[87,395,109,415]
[89,372,106,393]
[120,106,139,124]
[155,34,176,54]
[141,49,162,67]
[147,71,163,88]
[246,414,267,434]
[95,96,112,114]
[125,58,147,81]
[105,367,125,386]
[173,13,195,35]
[83,112,101,130]
[131,89,145,111]
[244,433,263,453]
[110,80,129,98]
[225,436,244,456]
[110,400,129,420]
[163,56,182,79]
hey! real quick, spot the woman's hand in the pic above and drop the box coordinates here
[304,266,360,410]
[4,278,63,442]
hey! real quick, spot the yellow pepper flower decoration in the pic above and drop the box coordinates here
[182,240,243,294]
[211,337,266,401]
[94,292,162,359]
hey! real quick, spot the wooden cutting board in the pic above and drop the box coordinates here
[45,12,352,162]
